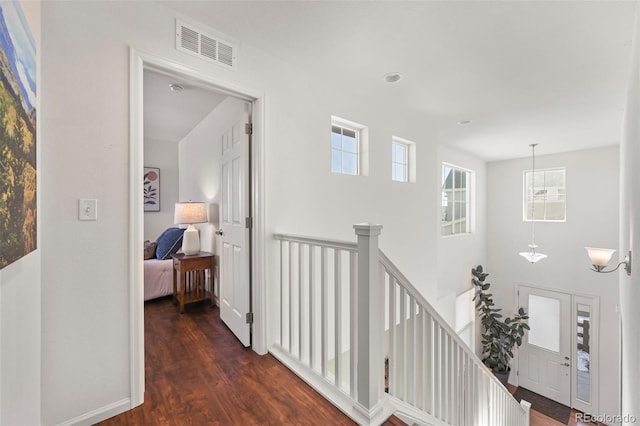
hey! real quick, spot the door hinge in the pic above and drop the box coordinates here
[245,216,253,229]
[245,122,253,135]
[246,312,254,324]
[517,370,519,376]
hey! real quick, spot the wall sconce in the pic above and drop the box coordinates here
[585,247,632,275]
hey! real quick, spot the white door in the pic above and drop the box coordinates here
[219,108,251,347]
[518,286,571,406]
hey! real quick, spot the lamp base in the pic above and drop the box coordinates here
[182,224,200,255]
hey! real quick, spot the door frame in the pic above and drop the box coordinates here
[129,48,267,408]
[514,283,600,413]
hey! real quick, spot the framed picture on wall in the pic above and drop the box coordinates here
[144,167,160,211]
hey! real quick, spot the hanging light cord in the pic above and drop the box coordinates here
[529,143,537,252]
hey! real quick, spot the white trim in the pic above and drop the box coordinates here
[129,48,268,412]
[128,48,145,409]
[55,398,131,426]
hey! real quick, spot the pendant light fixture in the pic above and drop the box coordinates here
[520,143,547,264]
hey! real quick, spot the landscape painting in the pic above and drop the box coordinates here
[0,1,37,269]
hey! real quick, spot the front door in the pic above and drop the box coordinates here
[518,286,571,406]
[219,106,251,347]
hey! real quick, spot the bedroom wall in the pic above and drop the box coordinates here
[178,96,245,256]
[37,1,480,424]
[486,146,620,418]
[144,138,179,241]
[0,1,41,424]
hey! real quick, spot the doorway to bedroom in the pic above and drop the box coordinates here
[142,65,254,345]
[131,50,267,408]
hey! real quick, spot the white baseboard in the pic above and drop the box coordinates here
[56,398,131,426]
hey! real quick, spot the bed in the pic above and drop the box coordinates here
[143,227,185,301]
[144,258,174,301]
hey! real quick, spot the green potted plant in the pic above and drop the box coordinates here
[472,265,529,386]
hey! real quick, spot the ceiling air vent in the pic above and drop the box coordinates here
[176,20,237,70]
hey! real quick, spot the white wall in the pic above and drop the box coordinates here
[0,253,41,426]
[0,1,41,424]
[36,1,477,423]
[435,146,487,329]
[487,146,620,418]
[143,139,179,241]
[619,7,640,423]
[178,96,244,255]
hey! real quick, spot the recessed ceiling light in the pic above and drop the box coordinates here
[457,120,473,126]
[384,72,402,83]
[169,83,184,92]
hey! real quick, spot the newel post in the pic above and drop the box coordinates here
[353,223,384,418]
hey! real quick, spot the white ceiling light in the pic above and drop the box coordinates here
[520,143,547,264]
[384,72,402,83]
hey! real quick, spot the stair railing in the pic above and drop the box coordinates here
[273,224,530,426]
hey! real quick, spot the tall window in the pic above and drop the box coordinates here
[523,167,566,221]
[392,141,408,182]
[331,123,359,175]
[442,163,472,236]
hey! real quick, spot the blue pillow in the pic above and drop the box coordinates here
[155,227,185,260]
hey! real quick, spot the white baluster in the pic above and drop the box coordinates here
[299,243,304,359]
[335,249,342,389]
[349,250,357,398]
[321,246,328,378]
[389,274,397,396]
[309,244,315,370]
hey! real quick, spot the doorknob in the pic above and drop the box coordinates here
[562,363,570,367]
[215,229,224,236]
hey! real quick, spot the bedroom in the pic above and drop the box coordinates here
[142,68,249,306]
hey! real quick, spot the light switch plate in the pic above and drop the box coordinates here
[79,199,98,221]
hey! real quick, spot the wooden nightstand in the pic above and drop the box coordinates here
[171,252,215,313]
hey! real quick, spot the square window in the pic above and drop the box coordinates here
[523,167,566,222]
[442,163,473,236]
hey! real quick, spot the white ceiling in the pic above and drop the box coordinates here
[144,69,228,143]
[156,1,637,161]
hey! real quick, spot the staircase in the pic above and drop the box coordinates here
[273,224,530,426]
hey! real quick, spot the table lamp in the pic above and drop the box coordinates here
[174,201,208,255]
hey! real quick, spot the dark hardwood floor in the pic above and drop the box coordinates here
[98,296,588,426]
[98,297,361,425]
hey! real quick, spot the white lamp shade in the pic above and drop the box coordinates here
[174,202,208,225]
[585,247,616,267]
[519,251,548,264]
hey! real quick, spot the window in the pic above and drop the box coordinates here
[523,167,566,221]
[441,163,472,236]
[391,136,416,183]
[392,141,408,182]
[331,116,369,176]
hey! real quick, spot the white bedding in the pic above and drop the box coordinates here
[144,258,174,301]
